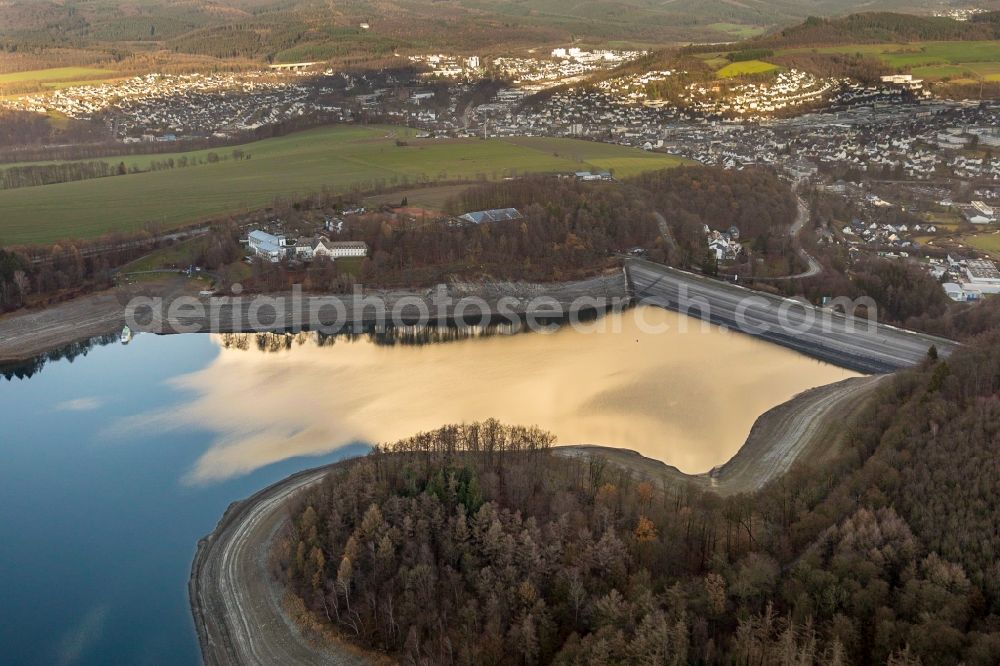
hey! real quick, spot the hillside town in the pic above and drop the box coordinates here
[1,70,353,140]
[4,47,1000,310]
[410,48,644,89]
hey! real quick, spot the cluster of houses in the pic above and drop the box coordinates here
[492,50,642,91]
[471,86,686,143]
[659,101,1000,187]
[840,218,936,250]
[683,70,839,117]
[879,74,930,96]
[1,70,347,140]
[248,230,368,263]
[409,48,642,90]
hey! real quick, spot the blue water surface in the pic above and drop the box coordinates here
[0,334,365,665]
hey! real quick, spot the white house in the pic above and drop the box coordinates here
[293,238,315,260]
[314,240,368,259]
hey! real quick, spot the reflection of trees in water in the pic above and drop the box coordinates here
[217,308,618,353]
[1,332,120,381]
[218,322,528,353]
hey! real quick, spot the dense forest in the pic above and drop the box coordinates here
[630,167,798,271]
[278,330,1000,665]
[245,168,799,292]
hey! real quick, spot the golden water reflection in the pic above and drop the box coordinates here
[161,307,858,483]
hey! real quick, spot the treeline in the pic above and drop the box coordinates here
[770,52,889,85]
[727,49,773,63]
[0,149,251,190]
[776,251,952,327]
[0,110,109,150]
[0,332,120,381]
[250,176,662,290]
[0,110,344,161]
[279,333,1000,665]
[0,240,137,312]
[0,223,240,313]
[752,12,1000,49]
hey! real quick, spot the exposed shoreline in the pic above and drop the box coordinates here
[189,372,887,665]
[190,462,378,666]
[1,260,958,374]
[556,374,887,496]
[0,273,627,364]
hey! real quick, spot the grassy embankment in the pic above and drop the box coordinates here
[0,125,687,245]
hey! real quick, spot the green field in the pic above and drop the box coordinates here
[716,59,780,79]
[364,183,473,212]
[708,23,766,40]
[122,236,208,272]
[0,67,115,88]
[0,125,687,245]
[781,41,1000,82]
[962,232,1000,256]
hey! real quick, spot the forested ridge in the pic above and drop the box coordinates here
[277,331,1000,665]
[751,12,1000,49]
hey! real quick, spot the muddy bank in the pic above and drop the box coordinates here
[558,375,886,496]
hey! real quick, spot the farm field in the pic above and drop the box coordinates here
[0,125,686,245]
[716,59,779,78]
[363,183,474,212]
[708,23,766,40]
[962,231,1000,256]
[0,66,116,88]
[779,41,1000,81]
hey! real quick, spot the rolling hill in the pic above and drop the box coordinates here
[2,0,998,73]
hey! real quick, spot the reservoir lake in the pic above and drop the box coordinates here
[0,306,856,664]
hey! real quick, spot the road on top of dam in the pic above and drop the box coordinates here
[625,259,958,374]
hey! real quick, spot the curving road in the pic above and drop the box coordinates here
[783,193,824,280]
[721,192,821,282]
[190,465,374,666]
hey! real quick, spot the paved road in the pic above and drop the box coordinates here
[724,192,821,281]
[190,465,373,666]
[626,258,958,373]
[785,193,823,279]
